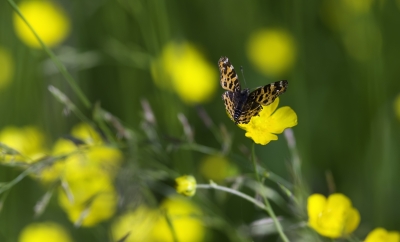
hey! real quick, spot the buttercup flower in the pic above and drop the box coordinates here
[13,0,71,48]
[111,206,159,242]
[365,227,400,242]
[238,98,297,145]
[307,193,360,238]
[58,164,118,227]
[247,29,296,77]
[175,175,197,197]
[199,155,238,182]
[149,196,205,242]
[0,47,14,90]
[151,41,217,104]
[0,126,47,163]
[19,222,73,242]
[70,123,103,145]
[40,123,122,184]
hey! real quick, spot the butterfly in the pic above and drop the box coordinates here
[218,56,288,124]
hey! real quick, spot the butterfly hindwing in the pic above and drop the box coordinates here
[222,91,235,122]
[218,56,241,92]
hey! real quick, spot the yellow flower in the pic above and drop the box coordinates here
[365,227,400,242]
[175,175,197,197]
[238,98,297,145]
[13,0,71,48]
[18,222,73,242]
[111,206,159,242]
[40,123,121,184]
[247,29,296,77]
[0,126,47,163]
[58,164,118,227]
[199,155,238,182]
[307,193,360,238]
[151,42,218,104]
[0,47,14,90]
[149,197,205,242]
[71,123,103,145]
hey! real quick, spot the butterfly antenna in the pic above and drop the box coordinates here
[240,66,248,88]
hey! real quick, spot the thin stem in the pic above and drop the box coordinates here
[251,143,289,242]
[196,184,266,210]
[7,0,91,108]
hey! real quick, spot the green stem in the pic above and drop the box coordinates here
[7,0,91,109]
[196,183,266,210]
[251,143,289,242]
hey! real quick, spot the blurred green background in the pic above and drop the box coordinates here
[1,0,400,241]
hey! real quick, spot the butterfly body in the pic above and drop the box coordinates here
[218,56,288,124]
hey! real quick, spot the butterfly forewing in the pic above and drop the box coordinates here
[218,56,241,92]
[249,80,288,106]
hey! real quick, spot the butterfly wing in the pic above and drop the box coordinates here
[236,99,262,124]
[235,80,288,124]
[222,91,235,122]
[249,80,288,106]
[218,56,241,92]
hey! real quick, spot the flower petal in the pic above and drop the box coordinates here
[245,131,277,145]
[344,208,360,235]
[268,106,298,134]
[307,194,327,228]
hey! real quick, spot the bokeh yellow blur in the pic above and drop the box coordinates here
[247,29,296,77]
[152,41,218,104]
[13,0,70,48]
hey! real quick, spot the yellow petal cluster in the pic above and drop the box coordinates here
[150,197,204,242]
[365,227,400,242]
[18,222,73,242]
[39,123,122,226]
[247,29,296,77]
[0,126,47,163]
[238,98,297,145]
[151,41,217,104]
[0,47,14,90]
[13,0,71,48]
[307,193,360,238]
[112,197,205,242]
[175,175,197,197]
[111,206,160,242]
[199,155,238,182]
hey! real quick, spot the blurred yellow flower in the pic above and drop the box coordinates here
[71,123,103,145]
[0,126,47,163]
[247,29,296,77]
[365,227,400,242]
[149,197,205,242]
[175,175,197,197]
[111,206,159,242]
[199,155,238,182]
[238,98,297,145]
[13,0,71,48]
[40,123,121,184]
[58,164,118,227]
[394,94,400,121]
[0,47,14,90]
[19,222,73,242]
[307,193,360,238]
[151,42,218,104]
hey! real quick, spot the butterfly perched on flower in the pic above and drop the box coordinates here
[218,56,288,124]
